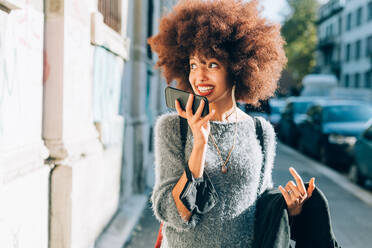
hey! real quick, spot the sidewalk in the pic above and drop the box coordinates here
[119,142,372,247]
[275,143,372,247]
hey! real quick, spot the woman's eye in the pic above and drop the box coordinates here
[190,64,197,69]
[210,63,218,68]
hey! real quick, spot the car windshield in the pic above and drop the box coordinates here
[293,102,312,114]
[323,105,372,123]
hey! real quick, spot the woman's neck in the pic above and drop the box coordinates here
[209,99,235,122]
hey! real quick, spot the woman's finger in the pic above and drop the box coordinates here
[307,177,316,198]
[289,167,306,195]
[193,99,205,120]
[284,185,298,206]
[175,100,187,119]
[199,109,215,127]
[287,181,304,200]
[185,94,194,118]
[278,185,291,205]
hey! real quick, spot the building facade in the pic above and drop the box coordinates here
[120,0,178,198]
[317,0,372,89]
[0,1,48,247]
[0,0,130,247]
[316,0,344,79]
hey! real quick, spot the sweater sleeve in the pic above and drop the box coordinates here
[151,113,199,231]
[257,117,276,194]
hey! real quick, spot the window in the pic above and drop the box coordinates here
[98,0,122,33]
[344,74,350,87]
[355,40,361,60]
[368,1,372,21]
[346,43,351,61]
[344,74,350,88]
[324,50,331,65]
[338,17,342,34]
[366,71,372,88]
[355,73,360,88]
[356,7,362,26]
[366,35,372,56]
[346,12,352,30]
[147,0,154,59]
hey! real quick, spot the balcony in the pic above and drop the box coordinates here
[318,35,337,49]
[317,0,345,24]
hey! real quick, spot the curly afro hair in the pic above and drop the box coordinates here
[148,0,287,104]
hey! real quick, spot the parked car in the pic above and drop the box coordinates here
[298,101,372,170]
[278,97,319,147]
[349,120,372,185]
[268,98,286,131]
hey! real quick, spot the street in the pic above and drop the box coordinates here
[123,142,372,248]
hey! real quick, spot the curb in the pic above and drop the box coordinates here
[94,194,148,248]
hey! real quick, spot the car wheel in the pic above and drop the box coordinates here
[348,164,366,186]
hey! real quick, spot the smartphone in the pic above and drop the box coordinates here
[165,86,209,117]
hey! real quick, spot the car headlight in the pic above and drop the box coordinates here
[328,134,357,145]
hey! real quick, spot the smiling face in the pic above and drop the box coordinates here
[189,54,233,107]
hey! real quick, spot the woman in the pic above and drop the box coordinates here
[148,0,316,247]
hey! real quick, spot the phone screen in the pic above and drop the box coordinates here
[165,87,209,117]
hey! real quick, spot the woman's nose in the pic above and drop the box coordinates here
[195,66,208,80]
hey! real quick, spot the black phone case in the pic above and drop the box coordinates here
[165,87,209,117]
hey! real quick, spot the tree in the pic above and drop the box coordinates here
[281,0,319,88]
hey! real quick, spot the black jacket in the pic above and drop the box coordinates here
[253,183,340,248]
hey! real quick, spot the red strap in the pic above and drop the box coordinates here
[154,223,163,248]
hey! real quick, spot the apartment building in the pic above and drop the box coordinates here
[316,0,372,89]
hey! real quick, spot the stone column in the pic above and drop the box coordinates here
[44,0,108,247]
[121,0,150,198]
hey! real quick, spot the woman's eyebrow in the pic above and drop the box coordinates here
[189,56,208,63]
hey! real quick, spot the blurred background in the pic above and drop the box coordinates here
[0,0,371,247]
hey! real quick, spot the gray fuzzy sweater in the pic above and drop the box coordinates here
[152,113,276,248]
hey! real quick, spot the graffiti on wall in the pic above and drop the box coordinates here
[0,6,43,147]
[93,46,124,147]
[0,10,20,139]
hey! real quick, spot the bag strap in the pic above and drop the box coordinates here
[180,116,188,149]
[254,117,266,194]
[179,117,193,181]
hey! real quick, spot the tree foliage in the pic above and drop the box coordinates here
[281,0,319,85]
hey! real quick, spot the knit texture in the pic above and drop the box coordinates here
[152,113,276,248]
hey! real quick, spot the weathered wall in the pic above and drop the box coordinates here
[0,1,49,248]
[1,0,129,247]
[44,0,128,247]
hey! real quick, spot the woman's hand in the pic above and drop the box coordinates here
[175,94,215,145]
[279,167,316,216]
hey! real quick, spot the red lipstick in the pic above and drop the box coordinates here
[196,84,214,96]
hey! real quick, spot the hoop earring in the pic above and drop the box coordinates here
[232,85,237,108]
